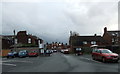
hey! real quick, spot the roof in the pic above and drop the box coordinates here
[1,35,14,40]
[70,36,105,42]
[107,31,120,37]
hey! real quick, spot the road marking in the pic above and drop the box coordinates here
[0,63,16,66]
[1,60,33,63]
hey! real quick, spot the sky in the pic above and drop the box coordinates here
[1,0,119,43]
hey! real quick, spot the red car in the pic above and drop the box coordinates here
[92,49,119,62]
[28,51,38,57]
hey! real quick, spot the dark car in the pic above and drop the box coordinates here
[92,49,119,62]
[7,51,18,58]
[18,50,28,58]
[28,50,38,57]
[75,48,83,56]
[45,50,52,56]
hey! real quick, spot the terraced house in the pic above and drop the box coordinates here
[1,31,43,48]
[103,27,120,46]
[69,27,120,53]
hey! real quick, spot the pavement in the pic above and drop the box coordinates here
[1,52,119,72]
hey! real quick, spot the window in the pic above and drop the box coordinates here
[112,33,115,36]
[83,41,87,44]
[15,39,17,44]
[115,38,118,41]
[91,41,96,45]
[28,38,31,43]
[112,38,114,42]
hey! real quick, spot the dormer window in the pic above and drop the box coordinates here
[112,33,115,36]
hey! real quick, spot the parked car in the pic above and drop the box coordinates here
[63,49,69,54]
[75,48,83,56]
[28,50,38,57]
[60,49,64,53]
[92,49,119,62]
[53,50,57,52]
[18,50,28,58]
[45,50,52,56]
[7,51,18,58]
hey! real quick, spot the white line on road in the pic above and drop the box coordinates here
[1,60,33,63]
[0,63,16,66]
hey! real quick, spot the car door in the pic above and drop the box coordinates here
[97,50,102,60]
[92,49,97,59]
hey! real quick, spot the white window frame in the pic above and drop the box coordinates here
[91,41,96,45]
[112,38,114,42]
[15,39,17,44]
[83,41,87,44]
[28,38,31,43]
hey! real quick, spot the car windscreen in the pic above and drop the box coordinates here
[101,50,112,53]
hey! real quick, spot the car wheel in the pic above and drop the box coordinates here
[102,58,106,63]
[7,56,9,58]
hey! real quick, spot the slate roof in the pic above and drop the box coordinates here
[107,31,120,37]
[70,36,105,42]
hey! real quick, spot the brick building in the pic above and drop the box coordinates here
[69,27,120,53]
[1,35,14,49]
[103,27,120,46]
[1,31,43,49]
[16,31,43,46]
[69,34,107,51]
[46,42,69,50]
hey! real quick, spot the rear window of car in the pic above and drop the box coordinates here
[101,50,112,53]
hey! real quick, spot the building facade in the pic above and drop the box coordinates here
[69,27,120,53]
[1,35,14,49]
[69,34,107,51]
[103,27,120,46]
[16,31,43,46]
[1,31,43,49]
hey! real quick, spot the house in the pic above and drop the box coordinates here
[103,27,120,46]
[69,34,106,49]
[46,42,69,51]
[1,35,14,49]
[1,31,43,49]
[69,30,108,52]
[16,31,43,46]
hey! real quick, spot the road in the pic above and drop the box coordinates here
[1,52,119,72]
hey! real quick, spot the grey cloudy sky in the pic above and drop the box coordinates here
[1,0,119,43]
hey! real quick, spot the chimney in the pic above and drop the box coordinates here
[104,27,107,33]
[94,34,97,37]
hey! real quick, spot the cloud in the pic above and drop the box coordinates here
[2,1,118,43]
